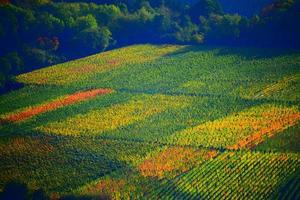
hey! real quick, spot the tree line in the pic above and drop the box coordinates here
[0,0,299,90]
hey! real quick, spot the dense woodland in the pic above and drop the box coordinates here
[0,0,300,89]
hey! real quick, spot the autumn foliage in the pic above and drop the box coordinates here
[228,113,300,150]
[0,0,9,5]
[139,147,218,179]
[2,88,113,123]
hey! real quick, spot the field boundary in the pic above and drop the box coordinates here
[117,88,300,105]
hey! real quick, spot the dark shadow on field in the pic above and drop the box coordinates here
[164,45,217,57]
[0,181,109,200]
[254,123,300,154]
[165,45,300,60]
[0,81,24,96]
[272,168,300,199]
[0,181,52,200]
[0,181,29,200]
[216,47,300,59]
[59,194,109,200]
[150,179,203,200]
[0,134,130,193]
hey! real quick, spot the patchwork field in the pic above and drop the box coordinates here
[0,44,300,199]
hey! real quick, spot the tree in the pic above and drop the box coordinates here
[0,57,12,75]
[201,13,244,43]
[94,4,122,25]
[11,0,52,8]
[73,26,112,54]
[36,37,60,51]
[0,72,6,88]
[0,0,10,5]
[174,15,204,44]
[23,46,63,67]
[36,13,64,35]
[189,0,223,22]
[137,5,155,22]
[32,189,48,200]
[6,52,24,73]
[74,14,98,31]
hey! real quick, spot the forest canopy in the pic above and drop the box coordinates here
[0,0,300,90]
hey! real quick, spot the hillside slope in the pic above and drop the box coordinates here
[0,44,300,199]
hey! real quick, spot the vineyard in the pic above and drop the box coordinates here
[0,44,299,199]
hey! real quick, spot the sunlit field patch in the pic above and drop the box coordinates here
[178,81,206,93]
[138,147,218,179]
[167,104,300,149]
[16,45,182,85]
[37,94,191,136]
[0,88,113,123]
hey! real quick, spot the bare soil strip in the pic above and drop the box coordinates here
[3,88,113,123]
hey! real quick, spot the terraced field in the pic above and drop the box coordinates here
[0,44,300,199]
